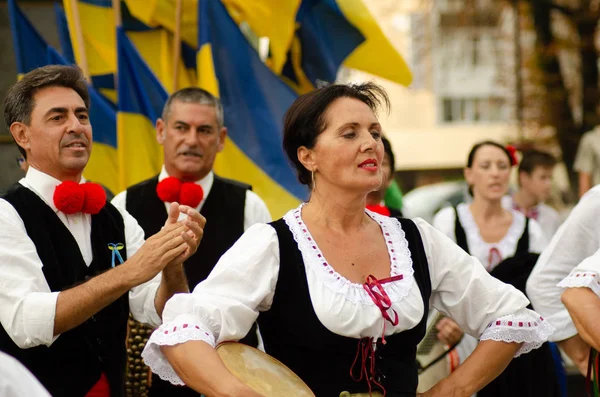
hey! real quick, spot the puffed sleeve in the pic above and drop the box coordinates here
[527,187,600,341]
[416,218,553,357]
[557,248,600,298]
[141,223,280,385]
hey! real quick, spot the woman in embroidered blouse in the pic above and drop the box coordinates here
[141,84,552,397]
[432,141,560,397]
[432,141,548,269]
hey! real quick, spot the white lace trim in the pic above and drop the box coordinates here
[457,203,526,270]
[479,309,555,357]
[558,270,600,298]
[282,205,415,305]
[141,320,216,386]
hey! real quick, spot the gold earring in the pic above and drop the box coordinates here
[311,170,316,190]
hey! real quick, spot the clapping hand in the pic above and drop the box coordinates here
[164,202,206,265]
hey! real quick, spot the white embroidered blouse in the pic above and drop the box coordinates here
[142,205,553,385]
[432,203,548,271]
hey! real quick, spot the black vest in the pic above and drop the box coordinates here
[0,184,130,397]
[258,217,431,397]
[126,175,248,289]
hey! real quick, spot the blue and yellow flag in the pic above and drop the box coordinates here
[283,0,412,92]
[198,0,306,218]
[123,0,198,48]
[7,1,119,194]
[61,0,196,96]
[53,3,76,64]
[124,0,300,77]
[61,0,117,100]
[126,26,198,93]
[7,0,49,76]
[116,27,167,190]
[338,0,412,85]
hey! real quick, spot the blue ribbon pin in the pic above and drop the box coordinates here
[108,243,125,268]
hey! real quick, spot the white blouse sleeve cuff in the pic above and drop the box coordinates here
[557,270,600,298]
[479,309,554,357]
[141,314,216,386]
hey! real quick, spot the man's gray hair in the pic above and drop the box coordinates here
[161,87,224,127]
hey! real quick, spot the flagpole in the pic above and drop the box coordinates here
[172,0,182,91]
[69,0,91,83]
[112,0,123,193]
[112,0,121,92]
[113,0,121,28]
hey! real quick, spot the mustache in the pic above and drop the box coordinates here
[177,148,203,157]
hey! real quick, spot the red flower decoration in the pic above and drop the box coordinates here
[180,183,204,207]
[366,204,391,216]
[53,181,106,214]
[54,181,85,214]
[81,183,107,214]
[156,177,182,203]
[505,145,518,166]
[156,177,204,207]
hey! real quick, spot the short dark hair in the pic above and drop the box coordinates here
[162,87,224,127]
[382,135,395,173]
[518,149,556,175]
[467,140,512,168]
[283,82,390,186]
[3,65,90,157]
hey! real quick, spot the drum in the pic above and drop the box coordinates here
[416,311,452,392]
[216,342,315,397]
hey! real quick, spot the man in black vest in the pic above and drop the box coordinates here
[111,87,271,396]
[0,65,205,397]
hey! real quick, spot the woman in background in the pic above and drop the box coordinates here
[432,140,560,397]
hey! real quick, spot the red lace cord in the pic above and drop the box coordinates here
[348,274,404,397]
[363,274,404,344]
[487,247,502,271]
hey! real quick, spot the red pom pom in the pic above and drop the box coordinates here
[366,204,391,216]
[505,145,518,166]
[180,183,204,207]
[82,183,107,214]
[53,181,85,214]
[156,177,182,203]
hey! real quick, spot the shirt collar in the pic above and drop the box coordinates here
[510,195,540,220]
[158,165,214,200]
[20,166,86,213]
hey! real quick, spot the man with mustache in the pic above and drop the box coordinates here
[112,87,271,397]
[0,65,205,397]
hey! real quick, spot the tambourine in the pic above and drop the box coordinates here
[216,342,314,397]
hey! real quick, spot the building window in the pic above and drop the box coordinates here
[441,97,506,123]
[443,98,453,122]
[472,36,480,67]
